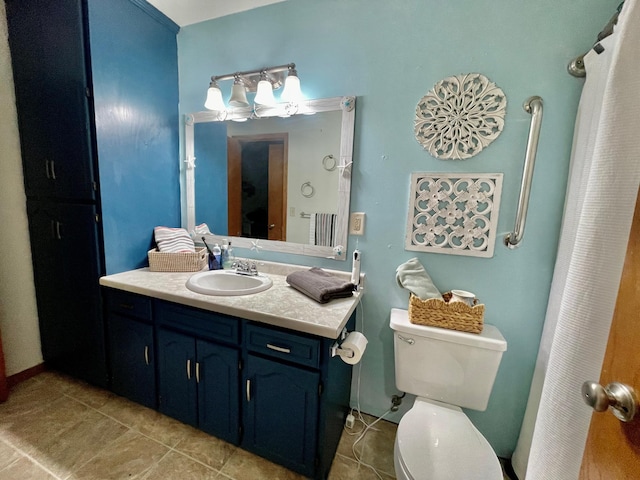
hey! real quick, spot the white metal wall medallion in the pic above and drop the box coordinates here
[405,172,504,258]
[415,73,506,160]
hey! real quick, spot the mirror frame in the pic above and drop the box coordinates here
[183,96,356,261]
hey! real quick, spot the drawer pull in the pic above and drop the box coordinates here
[186,359,191,380]
[266,343,291,354]
[118,303,134,310]
[195,362,200,384]
[144,346,149,365]
[246,379,251,402]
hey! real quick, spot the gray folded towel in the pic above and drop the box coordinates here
[396,257,442,300]
[286,267,354,304]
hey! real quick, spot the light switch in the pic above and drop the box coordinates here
[349,212,365,235]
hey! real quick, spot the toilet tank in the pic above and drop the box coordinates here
[390,308,507,411]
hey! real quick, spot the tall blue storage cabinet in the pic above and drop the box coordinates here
[5,0,180,386]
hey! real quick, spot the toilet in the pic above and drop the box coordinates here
[390,308,507,480]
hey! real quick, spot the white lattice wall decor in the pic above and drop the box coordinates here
[415,73,506,160]
[405,173,504,258]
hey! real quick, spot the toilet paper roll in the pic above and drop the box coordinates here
[338,331,368,365]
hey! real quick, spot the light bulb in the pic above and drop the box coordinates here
[229,79,249,107]
[204,83,225,111]
[254,78,276,106]
[281,73,302,103]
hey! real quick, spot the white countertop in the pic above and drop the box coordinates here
[99,260,363,339]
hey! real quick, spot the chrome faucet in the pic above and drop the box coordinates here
[231,260,258,276]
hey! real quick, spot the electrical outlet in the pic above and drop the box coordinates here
[349,212,365,235]
[345,413,355,429]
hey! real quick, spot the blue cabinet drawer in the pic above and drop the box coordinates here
[105,289,152,321]
[246,323,320,369]
[155,300,239,344]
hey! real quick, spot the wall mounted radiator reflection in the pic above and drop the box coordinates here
[504,96,543,249]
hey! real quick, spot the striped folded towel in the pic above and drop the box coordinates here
[154,227,195,253]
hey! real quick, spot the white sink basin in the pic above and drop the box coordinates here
[186,270,273,296]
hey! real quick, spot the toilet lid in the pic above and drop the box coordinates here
[396,398,502,480]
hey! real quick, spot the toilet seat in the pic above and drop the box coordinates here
[395,397,502,480]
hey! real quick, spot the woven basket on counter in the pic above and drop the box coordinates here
[147,247,207,272]
[408,292,485,334]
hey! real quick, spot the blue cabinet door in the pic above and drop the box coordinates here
[157,329,197,427]
[26,200,106,386]
[6,0,96,201]
[108,314,155,409]
[197,340,240,444]
[243,354,319,476]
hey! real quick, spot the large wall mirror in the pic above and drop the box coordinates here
[183,96,356,261]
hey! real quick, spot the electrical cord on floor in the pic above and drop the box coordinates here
[341,296,392,480]
[347,407,392,480]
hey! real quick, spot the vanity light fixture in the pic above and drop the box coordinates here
[254,71,276,106]
[204,80,225,111]
[204,62,302,114]
[228,76,250,107]
[281,66,302,103]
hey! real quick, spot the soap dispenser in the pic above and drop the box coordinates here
[212,243,222,269]
[221,239,232,269]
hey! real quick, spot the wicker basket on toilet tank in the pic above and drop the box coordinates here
[408,292,485,334]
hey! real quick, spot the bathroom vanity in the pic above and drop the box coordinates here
[100,263,361,479]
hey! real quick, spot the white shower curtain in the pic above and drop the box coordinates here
[512,1,640,478]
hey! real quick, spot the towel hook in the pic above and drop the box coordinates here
[301,181,315,198]
[322,154,337,171]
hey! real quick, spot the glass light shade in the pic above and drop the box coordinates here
[281,74,302,103]
[254,80,276,106]
[204,85,225,111]
[229,82,249,107]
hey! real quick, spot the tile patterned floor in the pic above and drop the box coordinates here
[0,372,397,479]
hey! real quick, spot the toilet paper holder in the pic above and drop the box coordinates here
[330,328,355,359]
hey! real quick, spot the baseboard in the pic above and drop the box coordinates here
[7,363,46,388]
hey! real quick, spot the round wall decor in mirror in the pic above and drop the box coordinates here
[414,73,506,160]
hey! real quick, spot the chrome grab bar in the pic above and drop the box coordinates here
[504,96,543,249]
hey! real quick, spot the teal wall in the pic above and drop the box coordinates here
[177,0,619,456]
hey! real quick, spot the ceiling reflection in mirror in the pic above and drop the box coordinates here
[183,97,356,260]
